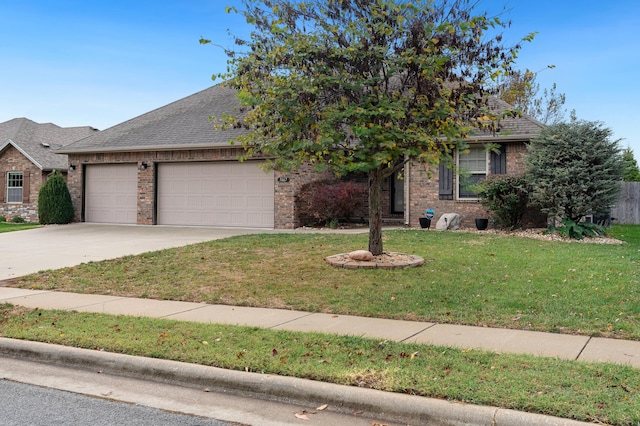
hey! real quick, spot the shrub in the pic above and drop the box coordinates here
[477,175,529,230]
[525,120,623,223]
[0,216,6,222]
[10,216,25,223]
[298,180,366,226]
[38,171,74,224]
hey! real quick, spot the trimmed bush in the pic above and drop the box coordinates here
[10,216,25,223]
[38,171,74,224]
[0,216,6,222]
[477,175,529,230]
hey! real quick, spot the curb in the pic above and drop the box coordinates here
[0,337,593,426]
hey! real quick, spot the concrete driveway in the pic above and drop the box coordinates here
[0,224,270,281]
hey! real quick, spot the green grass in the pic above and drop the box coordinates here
[0,305,638,425]
[0,222,40,233]
[11,225,640,339]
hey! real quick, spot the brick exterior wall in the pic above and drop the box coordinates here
[0,145,55,222]
[407,141,545,229]
[65,141,544,230]
[274,164,336,228]
[69,148,332,230]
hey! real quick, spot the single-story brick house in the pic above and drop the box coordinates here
[0,118,97,222]
[57,84,545,229]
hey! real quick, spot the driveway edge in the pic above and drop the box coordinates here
[0,337,592,426]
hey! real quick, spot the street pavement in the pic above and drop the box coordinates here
[0,378,234,426]
[0,223,637,425]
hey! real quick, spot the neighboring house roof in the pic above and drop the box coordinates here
[0,118,97,170]
[58,84,248,154]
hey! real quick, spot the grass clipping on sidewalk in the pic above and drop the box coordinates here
[1,305,638,426]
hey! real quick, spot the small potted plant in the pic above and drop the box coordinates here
[420,209,435,229]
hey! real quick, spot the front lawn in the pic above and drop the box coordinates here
[10,225,640,339]
[0,222,40,233]
[1,305,638,425]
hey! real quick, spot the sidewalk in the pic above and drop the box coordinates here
[2,286,637,425]
[1,287,638,367]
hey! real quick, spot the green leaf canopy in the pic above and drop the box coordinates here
[207,0,532,254]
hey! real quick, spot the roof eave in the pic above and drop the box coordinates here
[466,133,538,142]
[56,143,240,155]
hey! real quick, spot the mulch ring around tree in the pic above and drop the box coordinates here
[325,252,425,269]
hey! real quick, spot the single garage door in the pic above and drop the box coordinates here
[85,164,138,224]
[157,161,274,228]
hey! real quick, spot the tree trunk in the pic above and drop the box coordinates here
[368,167,384,256]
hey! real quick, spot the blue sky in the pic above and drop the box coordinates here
[1,1,639,158]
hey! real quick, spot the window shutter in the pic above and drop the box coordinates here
[490,144,507,174]
[0,173,4,203]
[22,171,30,203]
[438,161,453,200]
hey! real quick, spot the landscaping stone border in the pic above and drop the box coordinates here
[325,252,425,269]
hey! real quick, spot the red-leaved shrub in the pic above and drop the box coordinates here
[298,180,366,226]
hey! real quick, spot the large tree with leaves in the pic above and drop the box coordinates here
[497,68,567,124]
[205,0,532,255]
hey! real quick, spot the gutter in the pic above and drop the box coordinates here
[55,143,239,155]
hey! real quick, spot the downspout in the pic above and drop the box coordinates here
[404,158,410,226]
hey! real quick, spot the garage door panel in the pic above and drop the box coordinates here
[85,164,138,224]
[157,162,274,228]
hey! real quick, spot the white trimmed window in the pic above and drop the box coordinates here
[6,172,23,203]
[457,146,488,199]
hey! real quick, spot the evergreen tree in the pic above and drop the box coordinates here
[38,171,74,224]
[525,120,623,223]
[621,148,640,182]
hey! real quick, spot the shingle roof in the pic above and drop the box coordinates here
[58,84,248,154]
[57,84,544,155]
[0,118,97,170]
[468,97,546,141]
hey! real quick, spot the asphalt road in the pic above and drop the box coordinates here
[0,380,234,426]
[0,355,390,426]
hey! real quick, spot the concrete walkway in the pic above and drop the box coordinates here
[1,287,638,367]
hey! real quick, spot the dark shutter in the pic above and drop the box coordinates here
[438,161,453,200]
[0,173,4,203]
[490,144,507,174]
[22,171,30,203]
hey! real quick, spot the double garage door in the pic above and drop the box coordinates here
[84,162,274,228]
